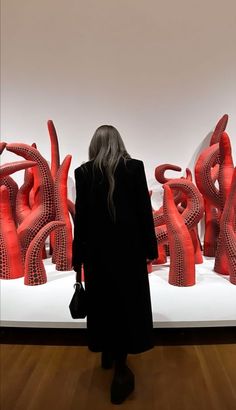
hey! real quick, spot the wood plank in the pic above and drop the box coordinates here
[1,340,236,410]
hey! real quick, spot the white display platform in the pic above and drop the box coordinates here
[1,257,236,328]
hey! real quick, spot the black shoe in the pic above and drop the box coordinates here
[101,351,114,369]
[110,366,135,404]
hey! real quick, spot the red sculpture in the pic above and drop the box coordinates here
[16,168,34,225]
[210,114,228,145]
[195,143,220,208]
[67,199,75,222]
[0,142,6,154]
[53,155,73,271]
[47,119,60,181]
[47,119,61,254]
[194,114,231,257]
[2,114,235,291]
[155,179,204,244]
[0,186,24,279]
[0,160,36,178]
[218,132,234,211]
[6,143,55,259]
[225,226,236,285]
[163,185,195,286]
[155,164,182,184]
[224,167,236,284]
[0,176,18,225]
[195,143,220,256]
[214,166,236,276]
[0,158,36,227]
[24,221,65,285]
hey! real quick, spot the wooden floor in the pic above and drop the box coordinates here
[1,328,236,410]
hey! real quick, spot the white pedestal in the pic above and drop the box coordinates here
[1,257,236,328]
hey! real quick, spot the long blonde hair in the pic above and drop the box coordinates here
[89,125,130,220]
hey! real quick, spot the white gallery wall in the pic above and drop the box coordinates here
[1,0,236,204]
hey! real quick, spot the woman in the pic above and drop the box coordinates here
[72,125,157,404]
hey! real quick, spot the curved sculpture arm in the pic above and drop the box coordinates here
[154,179,204,244]
[215,167,236,275]
[24,221,65,285]
[166,179,204,230]
[194,143,220,208]
[153,206,165,227]
[16,168,34,225]
[6,143,55,259]
[0,142,6,154]
[0,176,18,225]
[53,155,73,270]
[225,224,236,285]
[6,143,54,209]
[47,119,60,181]
[211,164,219,182]
[163,185,195,286]
[0,186,24,279]
[185,168,192,181]
[218,132,234,210]
[155,164,182,184]
[0,160,37,179]
[210,114,228,145]
[67,199,75,222]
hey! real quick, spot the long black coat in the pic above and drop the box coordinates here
[72,158,157,354]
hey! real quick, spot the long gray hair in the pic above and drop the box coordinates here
[89,125,131,220]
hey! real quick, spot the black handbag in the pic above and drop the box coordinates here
[69,282,87,319]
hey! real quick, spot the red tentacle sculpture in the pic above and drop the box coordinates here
[67,198,75,223]
[24,221,65,285]
[28,144,38,209]
[6,143,55,259]
[30,163,41,210]
[190,227,203,264]
[16,168,34,225]
[53,155,73,271]
[155,179,204,246]
[225,225,236,285]
[153,165,191,233]
[185,168,192,181]
[0,160,37,178]
[195,143,220,208]
[166,179,204,230]
[214,167,236,275]
[218,132,234,211]
[163,185,195,286]
[211,163,219,181]
[153,207,165,227]
[195,143,220,256]
[204,201,220,256]
[153,243,167,264]
[0,159,36,226]
[47,120,61,254]
[0,186,24,279]
[47,119,60,181]
[210,114,228,146]
[0,142,7,154]
[224,168,236,284]
[155,164,182,184]
[201,163,220,256]
[0,176,18,225]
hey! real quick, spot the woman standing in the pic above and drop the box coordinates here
[72,125,157,404]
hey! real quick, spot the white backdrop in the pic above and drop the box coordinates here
[1,0,236,205]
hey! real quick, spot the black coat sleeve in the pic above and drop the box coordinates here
[72,166,88,271]
[135,161,158,260]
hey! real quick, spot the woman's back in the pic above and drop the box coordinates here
[74,157,157,266]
